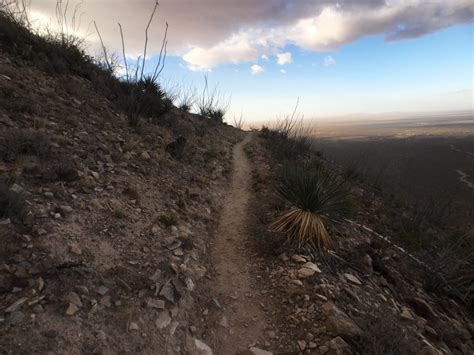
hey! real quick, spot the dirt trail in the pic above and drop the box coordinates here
[209,133,268,354]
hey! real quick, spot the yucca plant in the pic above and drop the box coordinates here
[269,164,351,251]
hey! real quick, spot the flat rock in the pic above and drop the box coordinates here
[297,267,316,279]
[156,311,172,329]
[291,255,307,263]
[323,302,363,337]
[303,262,321,273]
[328,336,349,351]
[96,285,109,296]
[65,303,80,316]
[248,347,273,355]
[194,339,213,355]
[344,273,362,285]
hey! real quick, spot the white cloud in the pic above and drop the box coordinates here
[277,52,292,65]
[280,69,287,74]
[25,0,474,70]
[251,64,264,75]
[261,54,269,61]
[182,32,258,70]
[324,55,336,67]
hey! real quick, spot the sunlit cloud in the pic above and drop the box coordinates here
[277,52,292,65]
[250,64,264,75]
[24,0,474,70]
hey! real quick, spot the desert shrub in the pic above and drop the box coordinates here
[176,85,197,112]
[158,213,177,227]
[0,129,51,162]
[0,182,26,221]
[197,76,230,123]
[423,230,474,308]
[351,315,414,355]
[269,163,352,251]
[259,99,313,159]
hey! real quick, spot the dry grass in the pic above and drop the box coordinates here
[269,207,333,250]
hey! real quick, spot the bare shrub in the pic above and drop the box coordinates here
[197,76,231,122]
[259,98,314,159]
[0,129,51,162]
[232,114,246,130]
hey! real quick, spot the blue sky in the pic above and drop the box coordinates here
[28,0,474,124]
[157,22,473,123]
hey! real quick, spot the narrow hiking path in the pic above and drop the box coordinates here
[209,133,268,354]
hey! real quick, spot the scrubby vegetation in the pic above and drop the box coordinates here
[0,1,231,129]
[270,164,351,251]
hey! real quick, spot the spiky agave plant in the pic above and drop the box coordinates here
[269,164,351,251]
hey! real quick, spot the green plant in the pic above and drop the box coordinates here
[158,213,177,227]
[269,164,351,251]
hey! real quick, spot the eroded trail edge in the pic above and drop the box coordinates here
[210,133,267,354]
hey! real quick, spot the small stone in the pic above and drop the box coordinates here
[291,279,304,286]
[291,255,307,263]
[328,336,349,351]
[344,273,362,285]
[194,339,213,355]
[147,298,165,309]
[315,293,328,302]
[65,292,82,307]
[400,308,415,321]
[297,267,316,279]
[140,151,151,160]
[129,322,139,331]
[65,303,80,316]
[308,342,317,349]
[297,340,306,351]
[156,311,172,329]
[37,277,45,291]
[96,286,109,296]
[59,205,73,216]
[75,285,89,294]
[248,347,273,355]
[219,316,228,328]
[302,262,321,273]
[319,345,329,354]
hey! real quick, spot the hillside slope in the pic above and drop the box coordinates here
[0,36,244,353]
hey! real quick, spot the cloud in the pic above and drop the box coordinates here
[261,54,269,61]
[324,55,335,67]
[250,64,264,75]
[182,32,258,70]
[280,69,287,74]
[26,0,474,69]
[277,52,292,65]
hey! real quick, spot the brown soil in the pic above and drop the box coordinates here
[207,133,268,353]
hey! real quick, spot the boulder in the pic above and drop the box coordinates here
[323,302,362,337]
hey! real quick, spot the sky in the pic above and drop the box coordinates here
[25,0,474,123]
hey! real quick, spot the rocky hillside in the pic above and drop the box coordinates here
[0,9,473,355]
[0,22,244,353]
